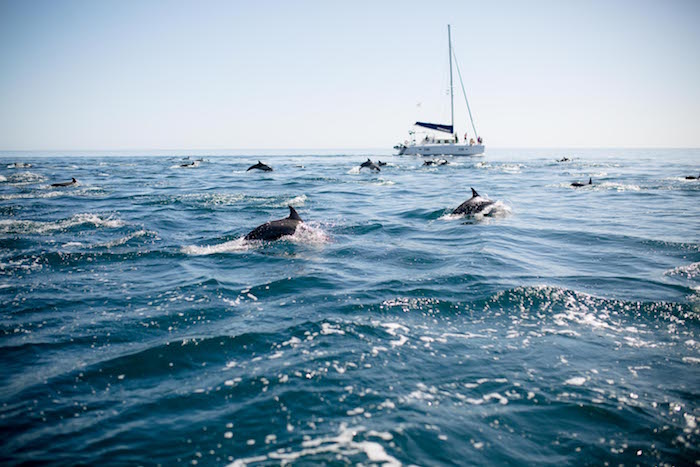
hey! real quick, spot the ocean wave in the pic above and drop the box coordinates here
[594,181,641,192]
[0,213,124,235]
[486,285,691,334]
[175,192,245,206]
[227,424,399,467]
[665,262,700,280]
[271,194,307,207]
[553,181,641,191]
[7,171,45,184]
[98,230,157,248]
[0,187,102,200]
[476,161,525,173]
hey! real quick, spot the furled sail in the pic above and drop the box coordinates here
[414,122,453,134]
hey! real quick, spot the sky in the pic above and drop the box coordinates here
[0,0,699,150]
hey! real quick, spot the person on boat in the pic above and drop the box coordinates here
[464,133,468,141]
[469,138,475,145]
[454,134,458,143]
[477,136,483,144]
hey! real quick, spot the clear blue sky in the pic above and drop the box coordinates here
[1,0,699,150]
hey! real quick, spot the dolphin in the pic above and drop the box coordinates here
[424,159,449,166]
[181,161,197,167]
[376,160,387,166]
[360,159,380,171]
[685,173,699,180]
[51,177,77,187]
[453,188,495,216]
[244,206,303,241]
[571,177,592,187]
[247,161,273,172]
[557,157,571,162]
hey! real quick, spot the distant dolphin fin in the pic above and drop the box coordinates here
[588,178,592,184]
[471,187,479,197]
[288,206,302,221]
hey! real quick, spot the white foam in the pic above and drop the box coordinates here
[438,212,465,221]
[181,237,251,255]
[595,182,640,192]
[320,323,345,335]
[100,230,154,248]
[0,175,6,182]
[390,335,408,347]
[347,166,361,174]
[475,161,524,173]
[8,171,45,184]
[0,213,124,235]
[465,392,509,406]
[287,222,330,245]
[228,424,399,467]
[665,262,700,279]
[177,193,244,206]
[274,194,307,207]
[380,323,409,336]
[565,376,587,386]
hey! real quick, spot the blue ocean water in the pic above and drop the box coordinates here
[1,149,698,466]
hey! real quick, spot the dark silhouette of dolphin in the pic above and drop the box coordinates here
[376,160,387,166]
[424,159,449,166]
[247,161,273,172]
[557,157,571,162]
[51,177,77,187]
[244,206,303,241]
[685,173,699,180]
[571,177,592,187]
[453,188,495,215]
[360,159,380,171]
[181,161,196,167]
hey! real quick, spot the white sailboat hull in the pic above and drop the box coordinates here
[397,143,485,156]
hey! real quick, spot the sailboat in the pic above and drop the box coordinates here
[395,25,485,156]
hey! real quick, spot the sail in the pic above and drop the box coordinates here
[414,121,453,134]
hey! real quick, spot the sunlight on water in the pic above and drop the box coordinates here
[0,149,698,465]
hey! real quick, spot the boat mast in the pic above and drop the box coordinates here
[448,24,454,135]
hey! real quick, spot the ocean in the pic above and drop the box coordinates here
[1,148,698,465]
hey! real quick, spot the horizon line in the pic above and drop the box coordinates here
[1,146,699,153]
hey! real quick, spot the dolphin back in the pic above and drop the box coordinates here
[244,207,303,241]
[453,188,495,215]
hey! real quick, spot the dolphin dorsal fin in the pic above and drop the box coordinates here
[588,177,592,184]
[287,206,302,221]
[258,160,262,164]
[471,187,479,197]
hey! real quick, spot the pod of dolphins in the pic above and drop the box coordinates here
[35,155,697,243]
